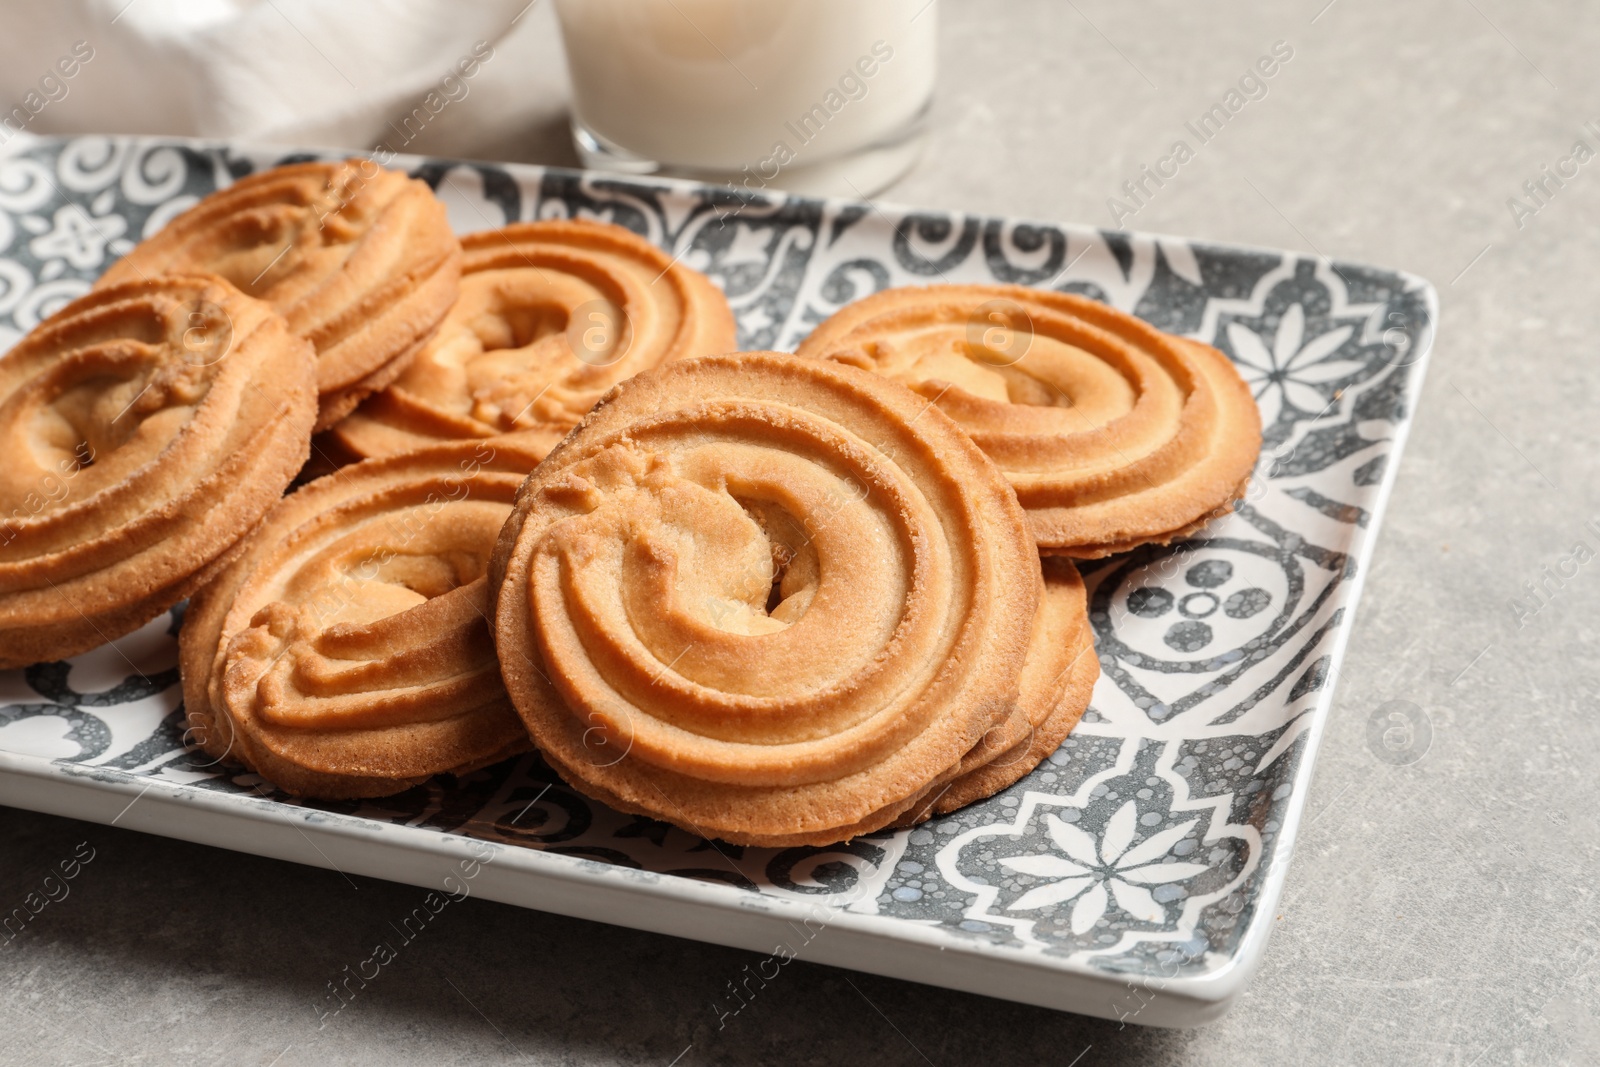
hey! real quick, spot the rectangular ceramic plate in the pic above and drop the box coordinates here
[0,135,1435,1027]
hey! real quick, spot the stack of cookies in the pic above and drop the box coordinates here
[0,161,1260,846]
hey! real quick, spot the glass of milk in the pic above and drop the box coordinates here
[552,0,938,198]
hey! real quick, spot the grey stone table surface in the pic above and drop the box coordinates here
[4,1,1599,1064]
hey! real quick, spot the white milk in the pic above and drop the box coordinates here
[554,0,938,196]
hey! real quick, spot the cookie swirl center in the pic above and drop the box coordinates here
[223,482,518,732]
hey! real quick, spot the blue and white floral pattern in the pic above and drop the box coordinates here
[0,136,1434,1005]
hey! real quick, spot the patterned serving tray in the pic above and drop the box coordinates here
[0,135,1434,1026]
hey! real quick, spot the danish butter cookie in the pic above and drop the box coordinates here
[99,159,461,430]
[796,284,1262,557]
[330,219,737,461]
[180,441,542,799]
[0,276,317,667]
[490,352,1055,846]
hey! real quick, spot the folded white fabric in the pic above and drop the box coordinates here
[0,0,535,148]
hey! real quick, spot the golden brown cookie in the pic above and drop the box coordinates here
[179,440,543,799]
[0,276,317,668]
[490,351,1058,847]
[98,159,461,431]
[795,284,1262,557]
[328,219,737,461]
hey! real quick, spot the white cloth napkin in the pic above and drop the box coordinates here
[0,0,543,149]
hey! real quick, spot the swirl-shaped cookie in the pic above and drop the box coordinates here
[329,219,737,461]
[0,276,317,668]
[795,285,1262,557]
[98,159,461,431]
[180,441,542,799]
[491,351,1054,846]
